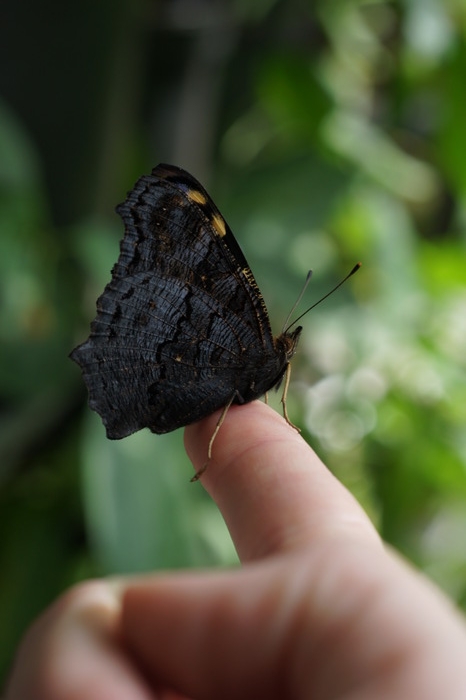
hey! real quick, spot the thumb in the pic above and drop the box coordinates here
[121,563,304,700]
[120,546,466,700]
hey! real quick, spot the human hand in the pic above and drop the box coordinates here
[6,402,466,699]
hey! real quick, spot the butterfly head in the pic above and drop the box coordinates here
[280,325,302,362]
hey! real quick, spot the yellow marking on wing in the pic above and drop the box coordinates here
[212,214,227,237]
[186,189,207,205]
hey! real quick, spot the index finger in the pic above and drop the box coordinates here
[184,401,380,562]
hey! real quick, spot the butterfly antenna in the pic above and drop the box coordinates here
[285,262,361,332]
[281,270,313,333]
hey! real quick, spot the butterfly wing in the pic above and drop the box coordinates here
[71,164,285,437]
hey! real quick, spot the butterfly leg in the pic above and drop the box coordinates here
[190,392,237,482]
[281,363,300,432]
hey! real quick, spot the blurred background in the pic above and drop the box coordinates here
[1,0,465,684]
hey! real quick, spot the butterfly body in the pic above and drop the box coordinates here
[71,164,302,439]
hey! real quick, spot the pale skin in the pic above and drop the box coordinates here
[6,402,466,699]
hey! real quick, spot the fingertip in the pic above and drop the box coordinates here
[184,401,298,480]
[184,402,377,561]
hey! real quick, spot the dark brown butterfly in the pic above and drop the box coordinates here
[70,164,359,478]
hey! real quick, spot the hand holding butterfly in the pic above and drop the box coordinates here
[6,402,466,700]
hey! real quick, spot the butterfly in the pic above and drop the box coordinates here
[70,164,358,479]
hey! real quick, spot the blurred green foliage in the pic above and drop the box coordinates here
[1,0,465,685]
